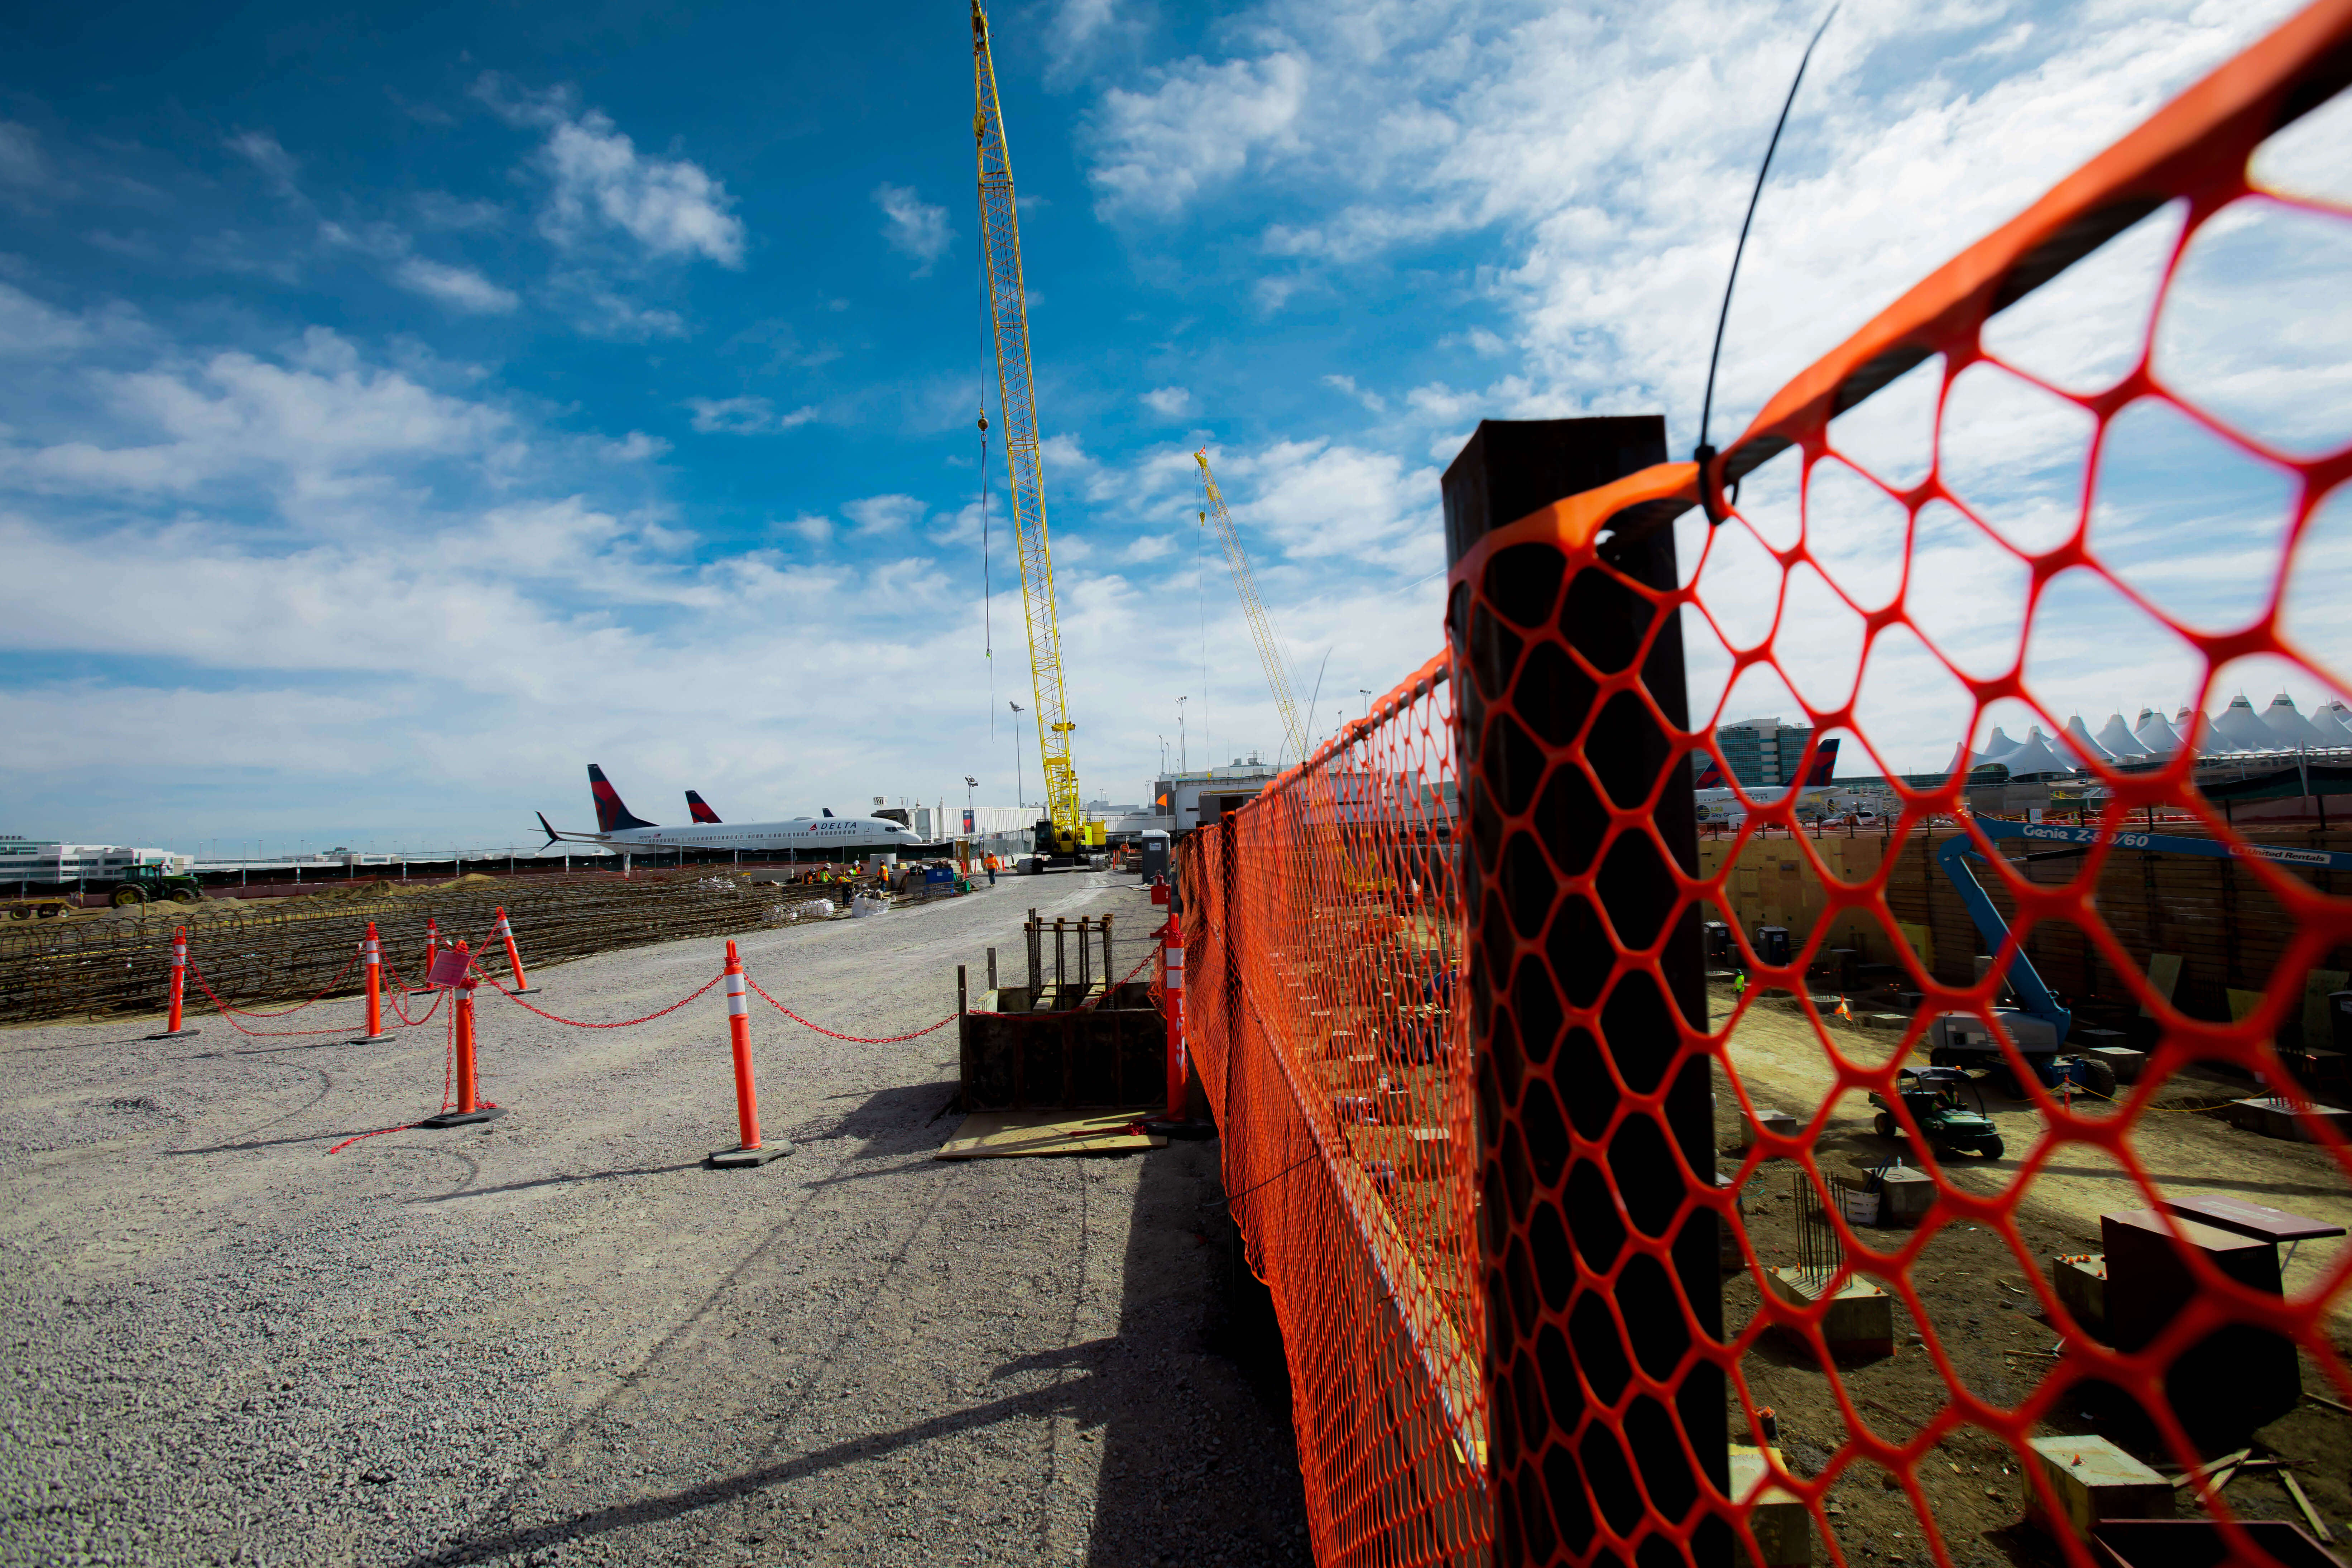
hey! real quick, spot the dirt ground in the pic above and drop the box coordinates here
[0,870,1309,1568]
[1717,985,2352,1565]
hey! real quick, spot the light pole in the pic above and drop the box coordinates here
[963,775,978,839]
[1176,696,1188,773]
[1008,702,1026,810]
[1361,689,1373,717]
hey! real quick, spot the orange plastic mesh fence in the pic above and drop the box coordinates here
[1182,650,1486,1566]
[1187,6,2352,1566]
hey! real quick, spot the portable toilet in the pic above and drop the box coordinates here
[1137,830,1171,877]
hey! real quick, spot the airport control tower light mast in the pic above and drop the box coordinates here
[973,0,1098,859]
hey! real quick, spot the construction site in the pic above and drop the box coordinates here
[9,2,2352,1567]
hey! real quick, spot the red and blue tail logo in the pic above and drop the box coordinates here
[686,790,721,824]
[588,764,656,831]
[1805,738,1841,786]
[1693,753,1728,789]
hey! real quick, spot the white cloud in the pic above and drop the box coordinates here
[227,130,302,197]
[393,257,519,315]
[1139,385,1192,418]
[685,395,819,435]
[781,512,833,545]
[1089,53,1307,219]
[0,281,95,356]
[1126,534,1175,561]
[1321,373,1384,414]
[843,493,926,535]
[484,79,745,267]
[873,184,952,275]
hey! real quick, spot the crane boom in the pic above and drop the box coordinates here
[973,1,1095,856]
[1196,450,1311,765]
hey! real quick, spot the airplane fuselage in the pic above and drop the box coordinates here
[552,816,923,859]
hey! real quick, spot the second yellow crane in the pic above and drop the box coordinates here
[1195,450,1312,767]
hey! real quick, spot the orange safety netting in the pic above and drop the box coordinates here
[1185,5,2352,1566]
[1183,651,1485,1565]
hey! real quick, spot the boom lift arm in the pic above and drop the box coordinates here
[1195,450,1311,767]
[972,0,1098,859]
[1938,815,2352,1056]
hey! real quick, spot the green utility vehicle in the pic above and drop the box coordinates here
[1871,1066,2005,1160]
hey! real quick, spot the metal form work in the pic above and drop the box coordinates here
[1195,450,1310,766]
[960,912,1162,1111]
[971,0,1100,865]
[1019,909,1117,1006]
[0,872,853,1026]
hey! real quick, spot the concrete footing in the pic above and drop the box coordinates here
[2050,1253,2107,1329]
[2024,1434,2170,1538]
[1730,1445,1810,1566]
[2225,1097,2352,1142]
[1765,1267,1894,1357]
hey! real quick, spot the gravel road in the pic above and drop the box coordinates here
[0,870,1311,1567]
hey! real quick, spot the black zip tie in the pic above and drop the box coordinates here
[1696,4,1838,524]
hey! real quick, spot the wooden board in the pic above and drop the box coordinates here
[935,1108,1166,1160]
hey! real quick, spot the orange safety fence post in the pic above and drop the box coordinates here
[410,916,440,994]
[150,925,200,1040]
[709,939,791,1167]
[493,906,541,995]
[420,942,505,1128]
[349,920,392,1044]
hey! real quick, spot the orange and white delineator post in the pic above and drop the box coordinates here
[410,917,440,994]
[151,925,200,1040]
[350,921,393,1044]
[492,906,540,994]
[421,942,506,1128]
[709,939,791,1167]
[1162,915,1186,1120]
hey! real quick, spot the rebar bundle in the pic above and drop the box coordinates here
[0,873,852,1025]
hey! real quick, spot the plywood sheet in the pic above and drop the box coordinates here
[935,1108,1165,1160]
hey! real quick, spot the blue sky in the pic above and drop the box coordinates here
[1,0,2338,855]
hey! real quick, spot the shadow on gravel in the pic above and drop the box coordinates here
[409,1161,705,1202]
[1081,1140,1311,1567]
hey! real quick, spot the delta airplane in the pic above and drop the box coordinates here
[536,766,924,860]
[1691,739,1873,824]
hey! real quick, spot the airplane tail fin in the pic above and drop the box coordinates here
[537,811,562,846]
[1692,752,1728,790]
[1805,738,1841,786]
[686,790,721,824]
[588,764,657,831]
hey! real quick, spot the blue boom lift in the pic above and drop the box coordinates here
[1928,815,2352,1096]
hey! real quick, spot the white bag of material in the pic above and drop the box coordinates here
[850,894,890,919]
[804,898,835,919]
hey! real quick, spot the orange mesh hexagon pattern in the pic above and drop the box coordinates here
[1185,6,2352,1567]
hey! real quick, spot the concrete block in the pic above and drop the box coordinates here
[1878,1166,1938,1226]
[1729,1445,1810,1566]
[2224,1096,2352,1142]
[2049,1252,2106,1330]
[1742,1107,1799,1152]
[2024,1434,2170,1539]
[2084,1044,2146,1084]
[1765,1268,1895,1357]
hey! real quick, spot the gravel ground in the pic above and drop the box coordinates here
[0,869,1311,1567]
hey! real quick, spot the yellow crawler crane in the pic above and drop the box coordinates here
[972,0,1100,861]
[1195,450,1311,766]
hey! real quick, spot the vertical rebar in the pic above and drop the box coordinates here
[1054,917,1068,999]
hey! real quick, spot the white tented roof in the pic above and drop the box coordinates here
[2063,715,2113,764]
[2260,692,2330,749]
[2000,727,2075,778]
[2135,707,2184,756]
[1975,726,2025,765]
[2096,713,2150,758]
[2212,694,2279,752]
[2313,702,2352,746]
[2177,706,2238,754]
